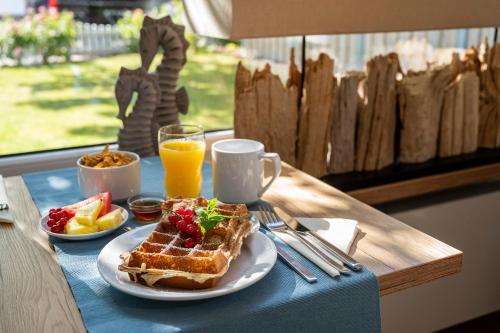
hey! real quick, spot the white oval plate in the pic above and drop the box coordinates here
[97,223,277,301]
[40,204,128,241]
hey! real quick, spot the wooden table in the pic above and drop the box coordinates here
[0,163,462,333]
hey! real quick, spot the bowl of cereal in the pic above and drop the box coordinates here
[77,145,141,201]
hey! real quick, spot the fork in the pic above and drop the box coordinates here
[257,203,351,275]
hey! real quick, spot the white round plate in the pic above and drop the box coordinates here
[97,223,277,301]
[40,204,128,241]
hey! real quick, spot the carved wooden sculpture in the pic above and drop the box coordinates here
[116,67,160,156]
[140,16,190,127]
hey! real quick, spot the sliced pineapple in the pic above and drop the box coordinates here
[96,209,123,231]
[75,199,103,226]
[65,218,99,234]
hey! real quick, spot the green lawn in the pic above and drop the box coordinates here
[0,51,238,156]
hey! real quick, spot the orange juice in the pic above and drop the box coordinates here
[159,140,206,198]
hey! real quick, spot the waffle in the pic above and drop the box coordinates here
[118,197,253,289]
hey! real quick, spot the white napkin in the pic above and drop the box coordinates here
[0,175,14,224]
[273,218,359,278]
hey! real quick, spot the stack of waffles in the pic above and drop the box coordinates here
[119,197,253,289]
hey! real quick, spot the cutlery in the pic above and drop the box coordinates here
[256,203,350,275]
[268,232,318,284]
[274,207,363,272]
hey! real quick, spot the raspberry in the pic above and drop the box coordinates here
[186,223,196,235]
[195,229,202,238]
[47,219,56,227]
[168,214,180,224]
[51,225,64,233]
[184,215,193,223]
[184,208,193,216]
[55,211,65,220]
[176,208,185,216]
[49,212,57,220]
[59,217,68,226]
[56,208,62,212]
[183,238,196,248]
[176,220,188,232]
[49,208,56,214]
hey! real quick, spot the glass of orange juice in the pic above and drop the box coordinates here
[158,124,206,198]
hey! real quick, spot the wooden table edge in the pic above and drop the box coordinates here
[379,252,463,296]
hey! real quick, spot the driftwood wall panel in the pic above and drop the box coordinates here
[297,53,336,177]
[356,53,399,171]
[440,71,480,157]
[234,61,300,166]
[399,66,451,163]
[233,42,500,180]
[329,72,364,174]
[478,43,500,148]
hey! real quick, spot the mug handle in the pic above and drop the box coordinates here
[258,152,282,197]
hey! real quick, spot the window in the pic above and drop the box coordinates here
[0,1,239,156]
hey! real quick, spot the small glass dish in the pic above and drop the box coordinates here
[127,192,165,223]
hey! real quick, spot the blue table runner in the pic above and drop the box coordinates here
[23,156,381,333]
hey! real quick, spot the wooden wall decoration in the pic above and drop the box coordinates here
[439,54,480,157]
[115,15,190,156]
[399,65,451,163]
[329,72,364,174]
[116,67,161,156]
[355,53,400,171]
[233,42,500,181]
[478,42,500,148]
[234,53,300,166]
[297,53,336,177]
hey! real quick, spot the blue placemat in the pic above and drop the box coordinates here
[23,156,381,333]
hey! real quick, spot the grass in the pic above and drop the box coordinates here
[0,51,239,156]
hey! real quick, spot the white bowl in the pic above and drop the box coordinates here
[77,151,141,201]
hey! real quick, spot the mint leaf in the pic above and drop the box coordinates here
[197,198,225,235]
[207,198,217,211]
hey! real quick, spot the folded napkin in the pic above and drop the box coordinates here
[0,175,14,224]
[273,218,359,278]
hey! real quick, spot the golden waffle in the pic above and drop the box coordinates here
[119,197,253,289]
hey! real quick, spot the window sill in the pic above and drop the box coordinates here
[0,130,233,177]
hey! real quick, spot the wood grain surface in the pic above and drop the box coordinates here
[263,163,462,296]
[0,176,86,333]
[2,161,463,332]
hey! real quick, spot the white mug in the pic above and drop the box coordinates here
[211,139,281,204]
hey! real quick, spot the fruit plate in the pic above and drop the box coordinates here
[97,223,277,301]
[40,204,129,241]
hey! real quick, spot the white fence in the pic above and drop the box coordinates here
[241,28,497,73]
[72,22,128,56]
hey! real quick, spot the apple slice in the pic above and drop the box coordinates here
[96,209,123,231]
[75,199,103,226]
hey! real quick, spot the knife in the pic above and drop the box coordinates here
[259,227,318,283]
[274,207,363,272]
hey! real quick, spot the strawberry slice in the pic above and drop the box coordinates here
[62,192,112,218]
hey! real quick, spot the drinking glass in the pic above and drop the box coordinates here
[158,124,206,198]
